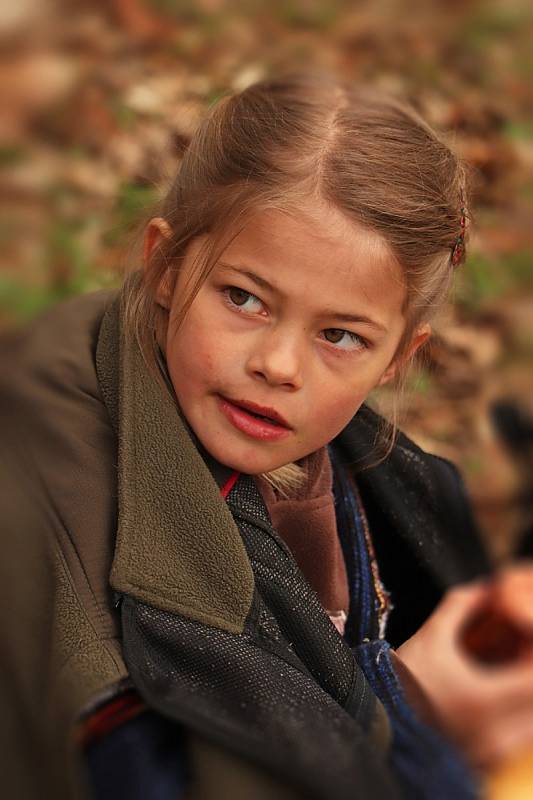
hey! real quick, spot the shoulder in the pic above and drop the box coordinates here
[333,404,491,579]
[336,403,468,506]
[0,288,121,504]
[0,288,122,567]
[0,288,118,407]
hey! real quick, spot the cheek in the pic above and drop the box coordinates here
[167,319,228,390]
[294,389,365,454]
[316,388,368,436]
[318,357,393,428]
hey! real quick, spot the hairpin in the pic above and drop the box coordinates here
[451,207,467,267]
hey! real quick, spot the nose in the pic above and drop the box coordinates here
[245,328,304,390]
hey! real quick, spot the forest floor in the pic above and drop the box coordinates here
[1,0,532,560]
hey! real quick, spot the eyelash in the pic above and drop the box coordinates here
[221,286,369,353]
[322,329,368,352]
[222,286,265,315]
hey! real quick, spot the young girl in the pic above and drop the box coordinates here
[3,72,533,800]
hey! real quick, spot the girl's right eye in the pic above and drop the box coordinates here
[223,287,264,314]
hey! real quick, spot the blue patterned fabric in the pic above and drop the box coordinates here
[85,711,189,800]
[331,447,382,644]
[355,641,478,800]
[331,448,479,799]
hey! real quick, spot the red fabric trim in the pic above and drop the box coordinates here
[78,689,146,749]
[220,470,239,499]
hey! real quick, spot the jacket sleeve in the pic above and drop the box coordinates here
[0,435,87,800]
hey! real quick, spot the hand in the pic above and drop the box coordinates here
[461,562,533,664]
[395,579,533,770]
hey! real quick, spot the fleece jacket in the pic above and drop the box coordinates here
[0,286,491,799]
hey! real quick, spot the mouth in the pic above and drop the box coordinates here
[226,397,291,428]
[217,395,292,441]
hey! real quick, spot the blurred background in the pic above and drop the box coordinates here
[0,0,532,561]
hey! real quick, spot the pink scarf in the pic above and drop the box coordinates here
[256,448,350,635]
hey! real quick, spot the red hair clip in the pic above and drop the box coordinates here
[451,207,467,267]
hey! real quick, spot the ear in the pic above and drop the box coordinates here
[378,323,431,386]
[143,217,173,309]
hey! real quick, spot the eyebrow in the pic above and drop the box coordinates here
[327,312,387,332]
[217,262,389,333]
[219,263,274,293]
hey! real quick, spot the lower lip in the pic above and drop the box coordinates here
[217,396,292,441]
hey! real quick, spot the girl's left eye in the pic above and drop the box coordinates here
[223,287,264,314]
[322,328,368,351]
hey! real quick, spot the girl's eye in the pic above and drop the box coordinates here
[322,328,367,351]
[224,287,264,313]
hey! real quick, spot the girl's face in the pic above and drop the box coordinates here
[154,204,428,474]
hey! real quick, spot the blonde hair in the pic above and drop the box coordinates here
[123,71,469,489]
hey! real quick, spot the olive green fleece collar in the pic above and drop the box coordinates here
[95,291,254,634]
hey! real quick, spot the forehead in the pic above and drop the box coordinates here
[216,205,407,319]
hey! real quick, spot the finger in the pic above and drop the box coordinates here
[437,580,493,631]
[497,560,533,582]
[481,661,533,707]
[456,662,533,725]
[473,708,533,769]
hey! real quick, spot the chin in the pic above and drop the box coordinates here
[224,457,282,476]
[212,446,290,476]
